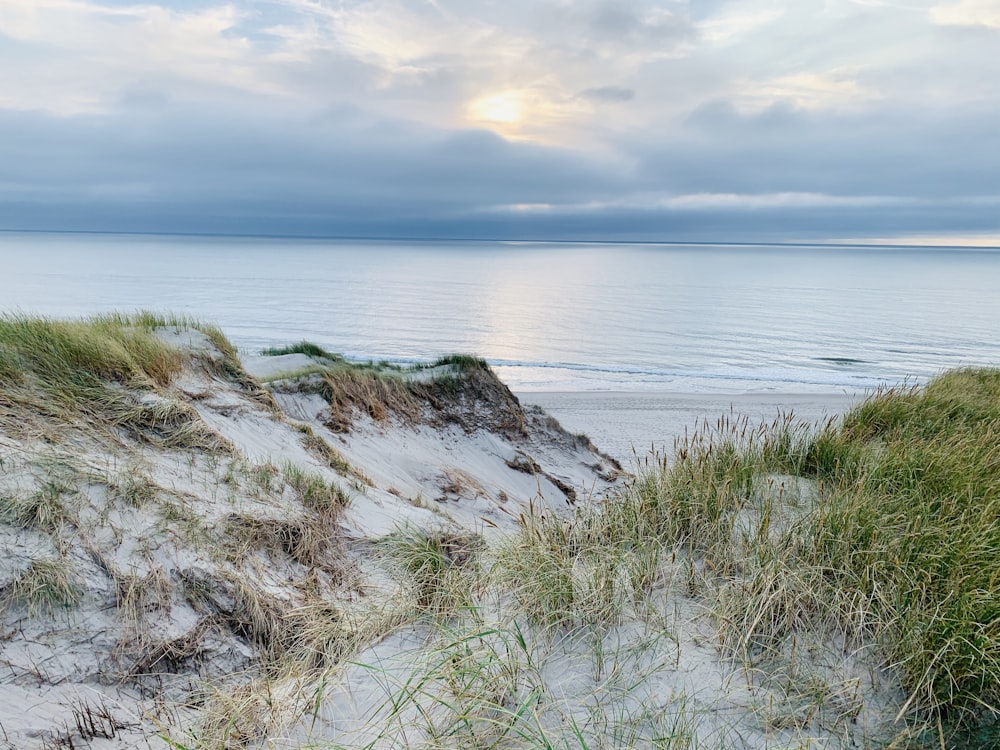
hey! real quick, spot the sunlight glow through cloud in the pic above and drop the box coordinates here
[469,92,524,126]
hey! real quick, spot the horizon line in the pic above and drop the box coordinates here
[1,226,999,252]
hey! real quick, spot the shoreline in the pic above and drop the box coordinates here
[518,389,862,467]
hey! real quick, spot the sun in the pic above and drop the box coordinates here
[468,91,524,126]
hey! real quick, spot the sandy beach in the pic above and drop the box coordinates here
[522,390,862,467]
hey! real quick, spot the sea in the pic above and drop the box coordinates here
[2,231,998,395]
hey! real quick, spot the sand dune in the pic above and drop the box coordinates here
[0,322,902,749]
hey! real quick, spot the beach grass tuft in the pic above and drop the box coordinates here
[480,369,1000,744]
[0,313,183,410]
[261,341,344,361]
[282,462,351,515]
[381,526,483,615]
[3,558,83,615]
[800,369,1000,733]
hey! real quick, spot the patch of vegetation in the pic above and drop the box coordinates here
[297,425,352,475]
[801,369,1000,734]
[0,312,271,435]
[315,355,525,435]
[497,506,638,630]
[0,313,183,413]
[481,369,1000,744]
[3,558,83,615]
[113,396,231,451]
[224,513,339,571]
[1,478,76,532]
[108,468,159,508]
[282,463,350,515]
[382,527,482,615]
[577,368,1000,741]
[430,354,490,372]
[320,365,419,432]
[260,341,343,361]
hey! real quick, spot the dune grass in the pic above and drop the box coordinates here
[282,462,351,515]
[381,527,483,616]
[801,370,1000,736]
[0,313,183,409]
[0,313,265,446]
[445,369,1000,747]
[573,370,1000,742]
[260,341,344,361]
[3,557,83,615]
[4,314,996,746]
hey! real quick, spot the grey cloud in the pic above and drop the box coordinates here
[2,94,997,242]
[0,104,629,227]
[529,0,696,57]
[578,85,635,102]
[2,0,1000,243]
[588,1,693,45]
[657,99,1000,199]
[117,83,174,110]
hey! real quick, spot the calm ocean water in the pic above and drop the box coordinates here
[1,232,998,393]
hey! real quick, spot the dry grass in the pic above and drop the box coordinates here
[0,314,182,411]
[114,567,173,659]
[320,366,419,432]
[2,557,83,615]
[314,355,528,436]
[223,512,343,571]
[381,527,483,616]
[297,425,352,475]
[0,314,246,452]
[108,467,160,507]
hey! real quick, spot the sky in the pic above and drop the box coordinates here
[1,0,999,243]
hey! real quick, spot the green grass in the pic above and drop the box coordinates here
[801,369,1000,731]
[298,426,353,475]
[485,369,1000,744]
[282,462,351,515]
[429,354,490,372]
[0,313,183,409]
[0,313,267,442]
[593,369,1000,741]
[9,313,998,746]
[260,341,344,361]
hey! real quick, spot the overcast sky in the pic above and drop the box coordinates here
[1,0,999,243]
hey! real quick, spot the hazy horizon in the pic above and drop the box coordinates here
[4,226,1000,250]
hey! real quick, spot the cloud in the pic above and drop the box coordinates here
[0,0,998,242]
[697,6,785,43]
[0,1,271,113]
[930,0,1000,28]
[642,99,1000,201]
[736,70,879,112]
[577,86,635,102]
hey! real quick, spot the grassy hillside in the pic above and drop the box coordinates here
[518,368,1000,746]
